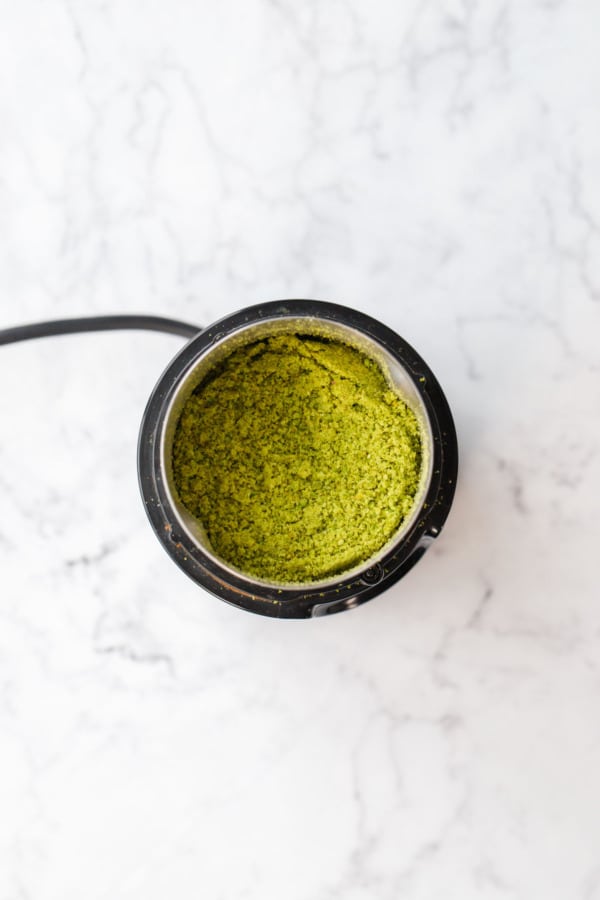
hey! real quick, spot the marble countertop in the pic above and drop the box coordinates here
[1,1,600,897]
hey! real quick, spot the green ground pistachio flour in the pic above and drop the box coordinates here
[172,333,423,583]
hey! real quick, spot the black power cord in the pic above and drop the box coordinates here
[0,314,200,346]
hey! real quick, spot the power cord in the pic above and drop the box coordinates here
[0,314,200,346]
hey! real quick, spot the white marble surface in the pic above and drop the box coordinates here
[1,0,600,897]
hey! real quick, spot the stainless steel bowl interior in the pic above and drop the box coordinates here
[160,315,434,590]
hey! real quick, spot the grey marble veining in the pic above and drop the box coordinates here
[1,1,600,898]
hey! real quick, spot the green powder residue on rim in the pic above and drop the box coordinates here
[172,333,423,583]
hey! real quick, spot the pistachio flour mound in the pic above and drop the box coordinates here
[172,334,423,583]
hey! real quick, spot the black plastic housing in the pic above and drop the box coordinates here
[138,300,458,618]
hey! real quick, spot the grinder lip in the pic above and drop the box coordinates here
[138,299,458,618]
